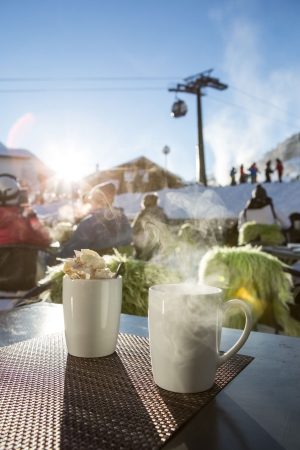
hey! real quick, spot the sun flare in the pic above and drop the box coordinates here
[51,152,90,182]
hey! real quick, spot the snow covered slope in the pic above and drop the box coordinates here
[258,132,300,181]
[116,181,300,220]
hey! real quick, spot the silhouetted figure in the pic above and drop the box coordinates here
[0,175,52,291]
[0,174,50,247]
[132,193,168,260]
[230,167,237,186]
[248,163,259,184]
[239,164,247,184]
[265,160,273,183]
[238,184,290,230]
[57,182,133,258]
[276,158,284,182]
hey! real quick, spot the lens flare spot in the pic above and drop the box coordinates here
[7,113,35,148]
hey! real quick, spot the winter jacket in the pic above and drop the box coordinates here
[265,166,273,182]
[239,166,247,183]
[57,206,133,258]
[0,206,51,247]
[248,165,259,178]
[276,161,284,174]
[132,206,168,235]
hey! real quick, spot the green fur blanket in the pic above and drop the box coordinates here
[38,250,181,317]
[238,222,285,245]
[198,245,300,337]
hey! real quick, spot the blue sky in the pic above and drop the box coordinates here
[1,0,300,185]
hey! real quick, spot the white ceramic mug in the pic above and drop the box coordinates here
[148,284,252,393]
[63,276,122,358]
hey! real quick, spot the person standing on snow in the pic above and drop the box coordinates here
[248,163,259,184]
[276,158,284,182]
[265,160,274,183]
[230,167,237,185]
[239,164,247,183]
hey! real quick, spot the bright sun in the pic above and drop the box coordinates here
[52,153,90,182]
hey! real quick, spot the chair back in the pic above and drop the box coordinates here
[0,244,56,292]
[288,213,300,243]
[290,213,300,231]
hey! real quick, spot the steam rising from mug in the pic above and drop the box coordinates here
[134,188,235,283]
[148,284,252,393]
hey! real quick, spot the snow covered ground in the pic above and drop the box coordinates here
[34,199,82,224]
[34,180,300,223]
[116,181,300,220]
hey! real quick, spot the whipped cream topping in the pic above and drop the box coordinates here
[63,249,115,279]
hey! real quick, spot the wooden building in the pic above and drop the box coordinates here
[82,156,185,194]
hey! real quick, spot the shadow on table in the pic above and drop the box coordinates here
[161,393,285,450]
[60,353,159,449]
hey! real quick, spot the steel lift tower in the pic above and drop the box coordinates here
[169,69,228,186]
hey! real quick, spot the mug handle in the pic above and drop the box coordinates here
[217,300,252,368]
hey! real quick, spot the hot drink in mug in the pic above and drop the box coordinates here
[148,284,252,393]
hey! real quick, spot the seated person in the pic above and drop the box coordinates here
[57,182,133,258]
[238,184,290,230]
[0,174,51,247]
[132,192,168,260]
[0,174,51,290]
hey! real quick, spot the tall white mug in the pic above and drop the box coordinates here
[63,276,122,358]
[148,284,252,393]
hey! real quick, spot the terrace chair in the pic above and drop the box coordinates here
[0,244,57,299]
[282,265,300,322]
[286,213,300,243]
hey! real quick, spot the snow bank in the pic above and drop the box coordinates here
[33,181,300,222]
[116,181,300,220]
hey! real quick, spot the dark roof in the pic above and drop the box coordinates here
[0,142,31,159]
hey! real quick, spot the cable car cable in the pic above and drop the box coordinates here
[228,85,300,120]
[207,94,300,128]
